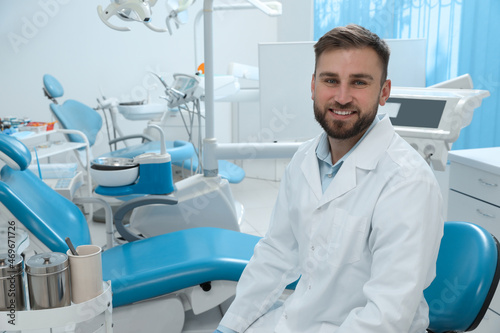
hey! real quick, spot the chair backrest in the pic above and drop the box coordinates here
[425,221,500,333]
[0,134,91,253]
[50,100,102,147]
[43,74,103,147]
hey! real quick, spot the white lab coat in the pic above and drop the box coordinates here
[220,115,444,333]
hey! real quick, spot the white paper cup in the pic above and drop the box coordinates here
[67,245,103,304]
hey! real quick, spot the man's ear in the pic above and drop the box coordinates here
[379,79,391,106]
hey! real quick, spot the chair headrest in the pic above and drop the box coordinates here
[0,134,31,170]
[43,74,64,99]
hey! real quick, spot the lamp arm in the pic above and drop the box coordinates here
[145,21,168,33]
[97,5,131,31]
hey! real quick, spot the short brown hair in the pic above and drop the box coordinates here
[314,24,390,85]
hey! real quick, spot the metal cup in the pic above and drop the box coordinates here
[26,252,71,309]
[0,253,26,311]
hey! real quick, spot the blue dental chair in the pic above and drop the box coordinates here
[42,74,197,171]
[42,74,245,184]
[424,221,500,333]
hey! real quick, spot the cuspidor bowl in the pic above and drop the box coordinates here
[90,157,139,187]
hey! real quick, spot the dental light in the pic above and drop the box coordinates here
[97,0,282,34]
[97,0,193,33]
[97,0,167,32]
[166,0,196,35]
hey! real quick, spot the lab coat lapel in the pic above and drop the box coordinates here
[300,136,323,201]
[319,115,395,206]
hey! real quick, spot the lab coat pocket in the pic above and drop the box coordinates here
[324,208,369,267]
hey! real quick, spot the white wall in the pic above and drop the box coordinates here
[0,0,279,157]
[235,0,314,180]
[277,0,314,42]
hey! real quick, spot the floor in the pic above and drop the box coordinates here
[229,177,280,237]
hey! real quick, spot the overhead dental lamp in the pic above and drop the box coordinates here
[97,0,282,33]
[97,0,195,33]
[165,0,196,35]
[97,0,167,32]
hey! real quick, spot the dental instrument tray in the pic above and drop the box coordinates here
[28,163,83,200]
[117,102,167,121]
[41,171,84,201]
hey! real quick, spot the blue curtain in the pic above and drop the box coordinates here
[314,0,500,150]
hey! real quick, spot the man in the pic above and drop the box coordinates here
[215,24,444,332]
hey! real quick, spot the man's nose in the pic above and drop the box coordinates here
[334,84,353,105]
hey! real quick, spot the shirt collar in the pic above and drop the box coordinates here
[316,115,381,167]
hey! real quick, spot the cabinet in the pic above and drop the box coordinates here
[447,147,500,331]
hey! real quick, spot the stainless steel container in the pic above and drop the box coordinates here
[26,252,70,309]
[0,253,25,311]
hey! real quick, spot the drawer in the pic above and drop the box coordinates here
[448,190,500,237]
[470,309,500,333]
[449,162,500,207]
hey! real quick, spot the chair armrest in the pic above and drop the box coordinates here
[109,134,155,145]
[114,195,178,242]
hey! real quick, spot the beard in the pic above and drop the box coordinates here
[314,101,378,140]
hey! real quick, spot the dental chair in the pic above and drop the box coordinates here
[42,74,245,184]
[0,133,257,332]
[425,221,500,333]
[42,74,196,169]
[42,74,244,236]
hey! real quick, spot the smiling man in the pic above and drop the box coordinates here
[215,24,444,333]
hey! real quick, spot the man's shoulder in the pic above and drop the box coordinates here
[383,134,436,180]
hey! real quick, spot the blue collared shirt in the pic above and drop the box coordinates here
[316,115,380,193]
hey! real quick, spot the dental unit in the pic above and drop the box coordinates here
[91,124,175,196]
[42,73,243,239]
[0,133,260,332]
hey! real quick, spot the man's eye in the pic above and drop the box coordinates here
[325,79,338,84]
[353,81,367,86]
